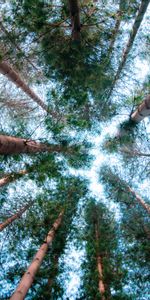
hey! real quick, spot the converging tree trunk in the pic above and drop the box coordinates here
[95,224,106,300]
[131,94,150,122]
[127,185,150,214]
[0,201,33,232]
[0,61,51,114]
[10,209,64,300]
[0,135,73,155]
[0,170,27,187]
[107,0,150,98]
[69,0,81,41]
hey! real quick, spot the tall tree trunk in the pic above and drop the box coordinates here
[0,61,57,116]
[127,185,150,214]
[0,170,27,187]
[0,201,33,232]
[131,94,150,122]
[10,209,64,300]
[95,224,106,300]
[0,135,73,155]
[69,0,81,41]
[107,11,122,57]
[107,0,149,98]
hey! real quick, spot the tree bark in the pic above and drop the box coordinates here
[131,94,150,122]
[69,0,81,41]
[127,185,150,214]
[107,0,150,98]
[0,201,33,232]
[95,224,106,300]
[10,209,64,300]
[0,170,27,187]
[0,61,51,114]
[0,135,73,155]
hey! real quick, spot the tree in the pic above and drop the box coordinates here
[69,0,81,41]
[131,94,150,122]
[100,166,150,265]
[10,209,64,300]
[108,0,150,98]
[0,61,50,113]
[101,166,150,214]
[0,134,75,155]
[1,176,88,299]
[0,1,149,299]
[81,199,127,300]
[0,170,27,187]
[7,0,114,109]
[0,201,33,231]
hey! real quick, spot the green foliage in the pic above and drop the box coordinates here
[81,199,127,299]
[100,166,150,265]
[0,0,149,299]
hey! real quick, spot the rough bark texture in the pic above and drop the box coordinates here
[107,0,150,98]
[10,210,64,300]
[131,94,150,122]
[0,135,72,155]
[95,224,106,300]
[0,61,49,113]
[0,202,33,231]
[127,185,150,214]
[69,0,81,41]
[0,170,27,187]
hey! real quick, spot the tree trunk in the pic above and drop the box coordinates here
[0,61,51,114]
[131,95,150,122]
[0,170,27,187]
[10,209,64,300]
[0,201,33,232]
[120,147,150,157]
[127,185,150,214]
[107,11,122,57]
[107,0,149,98]
[0,135,73,155]
[69,0,81,41]
[95,224,106,300]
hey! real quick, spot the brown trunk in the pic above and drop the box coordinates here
[95,224,106,300]
[10,210,64,300]
[0,201,33,232]
[107,0,149,99]
[131,95,150,122]
[0,170,27,187]
[0,135,73,155]
[127,185,150,214]
[69,0,81,41]
[0,61,50,113]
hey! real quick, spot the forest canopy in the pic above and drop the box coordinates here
[0,0,150,299]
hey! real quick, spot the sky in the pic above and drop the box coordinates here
[0,1,150,299]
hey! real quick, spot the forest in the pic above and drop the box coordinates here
[0,0,150,299]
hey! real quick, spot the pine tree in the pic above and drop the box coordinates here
[100,166,150,261]
[0,134,75,155]
[81,199,127,299]
[10,209,64,300]
[0,201,33,231]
